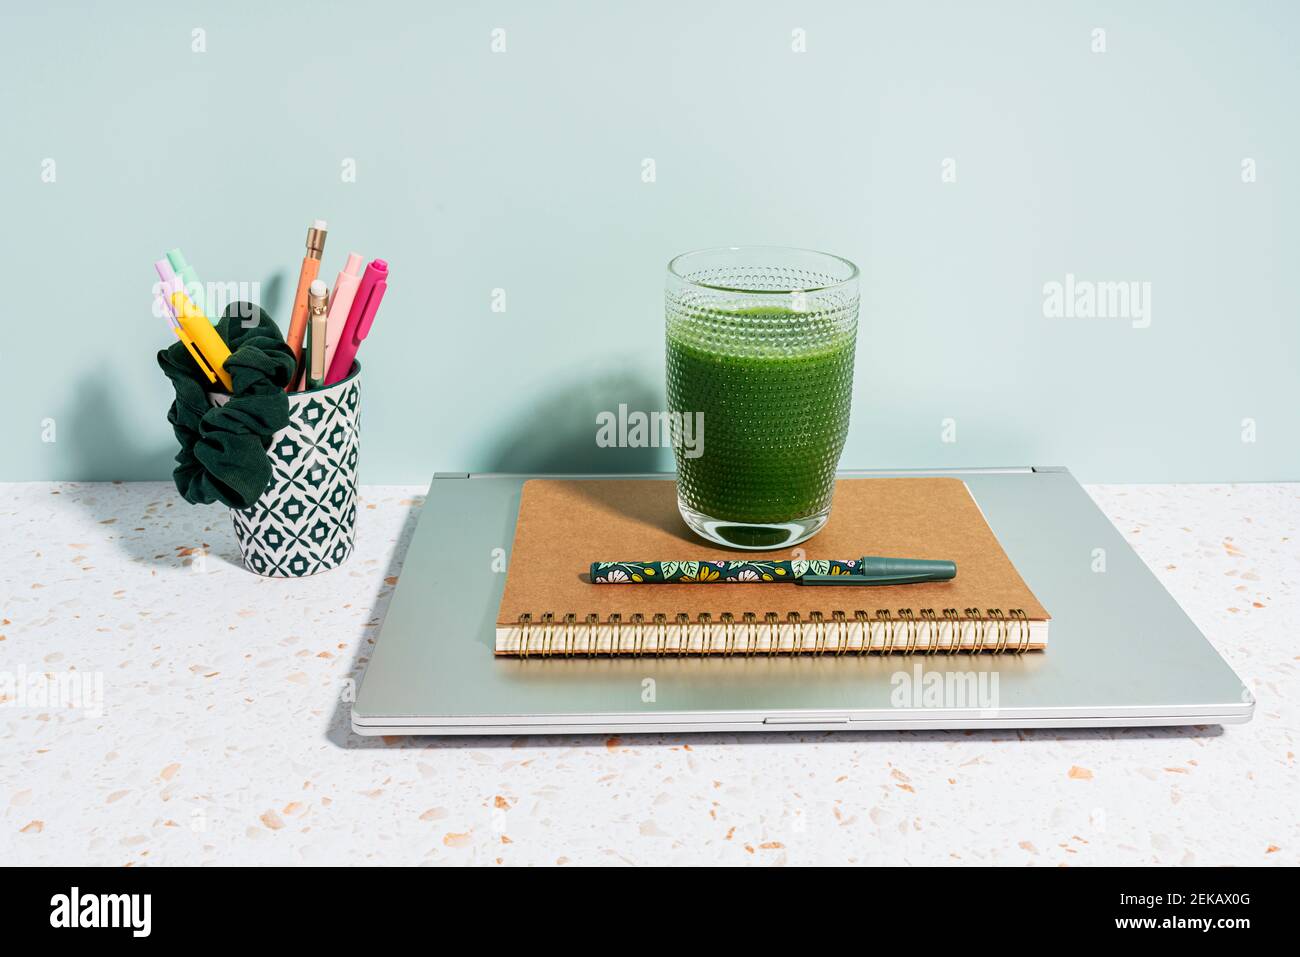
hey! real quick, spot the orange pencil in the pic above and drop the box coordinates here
[285,219,327,391]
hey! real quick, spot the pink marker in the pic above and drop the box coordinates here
[323,252,364,375]
[325,258,387,384]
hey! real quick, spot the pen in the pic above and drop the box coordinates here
[170,290,234,391]
[323,252,364,375]
[154,259,180,318]
[166,248,204,316]
[285,219,327,391]
[590,556,958,585]
[325,258,386,384]
[305,279,328,390]
[155,259,213,380]
[162,305,215,387]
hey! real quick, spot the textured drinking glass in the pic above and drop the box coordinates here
[665,246,859,549]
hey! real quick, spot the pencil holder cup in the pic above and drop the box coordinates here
[209,364,361,577]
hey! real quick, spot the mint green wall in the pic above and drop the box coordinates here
[2,1,1296,483]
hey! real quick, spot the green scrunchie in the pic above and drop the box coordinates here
[157,302,297,508]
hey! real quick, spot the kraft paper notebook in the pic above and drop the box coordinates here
[496,478,1050,656]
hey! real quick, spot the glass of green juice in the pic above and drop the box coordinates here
[665,246,859,549]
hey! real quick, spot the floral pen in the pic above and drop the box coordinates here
[590,556,956,586]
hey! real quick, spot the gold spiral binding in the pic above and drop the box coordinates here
[562,612,576,657]
[876,610,895,654]
[854,610,869,653]
[987,609,1007,653]
[764,612,779,656]
[608,613,622,656]
[831,610,847,656]
[898,608,918,654]
[1011,608,1029,653]
[517,612,532,659]
[919,608,939,655]
[988,609,1003,652]
[806,611,823,654]
[676,612,690,654]
[514,607,1033,656]
[942,609,961,654]
[536,612,553,657]
[964,609,985,653]
[720,612,736,656]
[629,613,645,655]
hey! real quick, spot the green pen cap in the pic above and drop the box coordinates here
[798,555,957,586]
[860,556,956,580]
[166,248,205,314]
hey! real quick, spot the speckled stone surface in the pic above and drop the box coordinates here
[1,481,1295,866]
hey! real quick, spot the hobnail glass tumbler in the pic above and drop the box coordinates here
[665,246,859,549]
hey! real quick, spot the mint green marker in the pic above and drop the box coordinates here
[166,248,205,316]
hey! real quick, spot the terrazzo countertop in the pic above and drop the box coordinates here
[1,481,1295,866]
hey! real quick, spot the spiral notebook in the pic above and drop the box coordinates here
[496,477,1050,656]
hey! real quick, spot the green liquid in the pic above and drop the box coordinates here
[666,308,856,524]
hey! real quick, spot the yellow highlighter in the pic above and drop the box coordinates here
[170,291,234,391]
[169,321,216,386]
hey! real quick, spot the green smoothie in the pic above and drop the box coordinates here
[666,306,856,525]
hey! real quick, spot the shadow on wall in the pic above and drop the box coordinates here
[257,271,288,327]
[482,371,671,474]
[63,269,290,484]
[68,370,176,481]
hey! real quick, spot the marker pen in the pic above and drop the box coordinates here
[325,258,387,384]
[323,252,364,375]
[306,279,329,390]
[166,248,205,317]
[285,219,327,391]
[154,258,180,319]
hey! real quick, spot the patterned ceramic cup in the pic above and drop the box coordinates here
[209,363,361,577]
